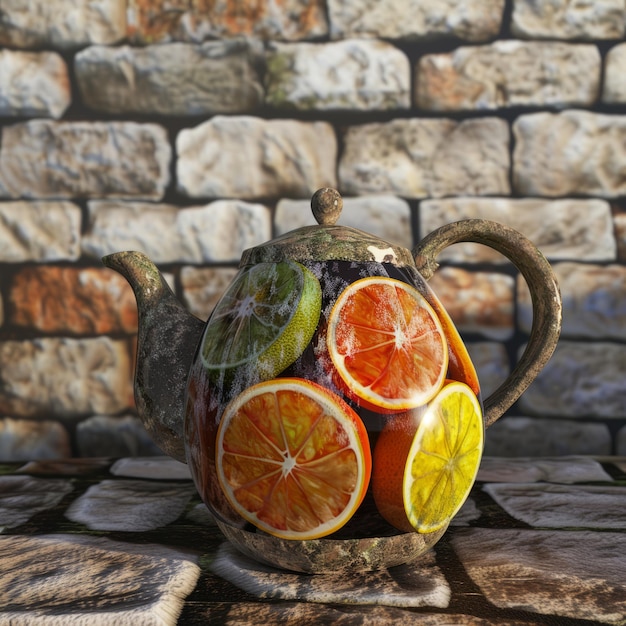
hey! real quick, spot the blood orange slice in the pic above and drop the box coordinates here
[215,378,371,540]
[326,277,448,413]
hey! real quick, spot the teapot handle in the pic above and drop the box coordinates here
[413,219,562,428]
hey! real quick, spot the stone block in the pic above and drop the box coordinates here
[177,116,337,199]
[266,40,410,111]
[603,43,626,104]
[0,120,171,200]
[8,266,138,335]
[0,337,133,418]
[328,0,505,42]
[0,535,199,623]
[0,418,71,462]
[427,268,515,340]
[615,213,626,262]
[617,426,626,456]
[478,456,613,483]
[110,457,192,480]
[0,476,74,528]
[484,416,612,457]
[75,40,264,115]
[518,341,626,418]
[339,118,509,198]
[513,111,626,198]
[420,197,615,263]
[0,50,70,118]
[76,415,163,458]
[416,41,600,111]
[0,202,81,262]
[0,0,126,48]
[518,262,626,340]
[126,0,327,43]
[465,341,509,400]
[453,528,626,623]
[275,195,412,249]
[484,483,626,529]
[82,200,271,263]
[65,479,196,531]
[180,266,239,321]
[511,0,626,40]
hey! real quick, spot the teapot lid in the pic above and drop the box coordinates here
[240,188,415,267]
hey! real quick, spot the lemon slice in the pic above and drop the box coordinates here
[200,261,321,383]
[373,381,483,533]
[215,378,372,540]
[404,382,483,532]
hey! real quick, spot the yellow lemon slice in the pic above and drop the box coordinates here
[373,381,483,533]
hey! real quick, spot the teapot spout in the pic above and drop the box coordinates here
[103,251,205,463]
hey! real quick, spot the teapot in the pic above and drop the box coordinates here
[103,188,561,573]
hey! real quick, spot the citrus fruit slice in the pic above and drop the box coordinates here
[372,381,484,533]
[215,378,372,540]
[326,276,448,413]
[423,289,480,397]
[200,261,321,383]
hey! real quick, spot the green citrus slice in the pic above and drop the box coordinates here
[200,261,321,382]
[403,381,484,533]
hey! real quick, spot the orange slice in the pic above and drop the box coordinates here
[373,381,484,533]
[423,288,480,397]
[326,277,448,413]
[215,378,372,540]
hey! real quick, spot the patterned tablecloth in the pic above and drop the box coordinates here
[0,455,625,625]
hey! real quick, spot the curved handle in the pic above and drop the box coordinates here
[413,219,562,428]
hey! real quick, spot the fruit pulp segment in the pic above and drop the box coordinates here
[203,263,302,365]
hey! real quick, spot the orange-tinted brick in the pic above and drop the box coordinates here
[9,266,138,335]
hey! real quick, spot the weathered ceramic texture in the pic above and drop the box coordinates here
[102,250,204,462]
[217,520,447,574]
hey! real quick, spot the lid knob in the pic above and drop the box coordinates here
[311,188,343,226]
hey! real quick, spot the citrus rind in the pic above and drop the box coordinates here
[424,288,480,397]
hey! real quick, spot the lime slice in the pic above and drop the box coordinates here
[200,261,322,383]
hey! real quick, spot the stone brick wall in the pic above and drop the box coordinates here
[0,0,624,461]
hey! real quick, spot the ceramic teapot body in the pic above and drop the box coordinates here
[104,189,562,573]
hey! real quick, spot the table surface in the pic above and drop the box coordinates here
[1,454,625,625]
